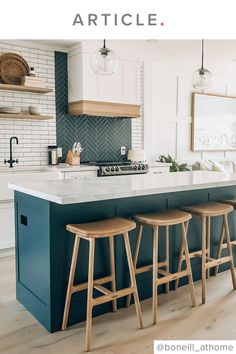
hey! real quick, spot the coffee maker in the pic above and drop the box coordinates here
[48,146,62,165]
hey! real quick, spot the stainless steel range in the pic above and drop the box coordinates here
[84,161,149,176]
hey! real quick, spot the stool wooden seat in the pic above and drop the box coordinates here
[126,209,196,325]
[214,200,236,275]
[223,200,236,209]
[135,209,192,226]
[183,201,233,217]
[176,202,236,304]
[62,217,143,352]
[66,217,136,238]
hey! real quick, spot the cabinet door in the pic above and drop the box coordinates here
[0,202,14,249]
[16,194,50,306]
[63,171,97,180]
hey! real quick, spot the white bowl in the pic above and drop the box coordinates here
[29,106,41,115]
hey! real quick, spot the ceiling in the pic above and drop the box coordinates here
[30,40,80,50]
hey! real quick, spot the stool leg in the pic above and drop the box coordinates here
[165,226,169,294]
[62,234,80,330]
[123,232,143,329]
[214,221,225,276]
[85,238,95,352]
[223,214,236,290]
[174,221,189,290]
[201,216,207,304]
[181,221,196,307]
[126,224,143,307]
[109,236,117,312]
[206,216,211,279]
[152,226,158,325]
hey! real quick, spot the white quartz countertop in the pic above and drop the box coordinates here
[0,164,98,174]
[8,171,236,205]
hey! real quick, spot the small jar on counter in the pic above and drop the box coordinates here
[48,146,59,165]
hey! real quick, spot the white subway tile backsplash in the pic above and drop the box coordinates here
[0,42,12,49]
[0,41,56,166]
[131,63,143,150]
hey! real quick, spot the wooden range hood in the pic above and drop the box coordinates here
[67,43,141,119]
[68,100,141,118]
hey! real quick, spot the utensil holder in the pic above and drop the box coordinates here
[65,150,80,165]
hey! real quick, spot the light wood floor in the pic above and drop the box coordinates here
[0,256,236,354]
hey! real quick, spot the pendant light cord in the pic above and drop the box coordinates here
[103,39,106,49]
[201,39,204,70]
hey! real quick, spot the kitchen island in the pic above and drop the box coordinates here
[9,171,236,332]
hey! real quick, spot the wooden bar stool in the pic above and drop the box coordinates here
[176,202,236,304]
[62,217,143,352]
[214,200,236,275]
[126,209,196,325]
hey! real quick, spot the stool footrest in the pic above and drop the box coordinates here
[205,256,232,269]
[72,275,113,293]
[157,269,189,285]
[135,261,167,275]
[93,287,135,306]
[182,251,202,260]
[221,241,236,249]
[94,284,112,296]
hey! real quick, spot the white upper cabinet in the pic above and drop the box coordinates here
[68,43,141,118]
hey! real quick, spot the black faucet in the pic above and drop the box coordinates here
[4,136,19,168]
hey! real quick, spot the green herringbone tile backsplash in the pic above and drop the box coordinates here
[55,52,131,162]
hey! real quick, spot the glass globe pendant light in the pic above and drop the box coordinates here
[191,39,212,90]
[91,39,118,75]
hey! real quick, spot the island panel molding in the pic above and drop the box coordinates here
[68,100,140,118]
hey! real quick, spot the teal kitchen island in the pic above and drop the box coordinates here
[9,171,236,332]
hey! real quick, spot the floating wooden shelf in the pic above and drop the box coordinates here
[0,83,53,94]
[0,113,53,120]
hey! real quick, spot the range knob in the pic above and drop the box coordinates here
[134,165,138,170]
[111,166,115,172]
[106,167,111,172]
[142,164,146,170]
[138,165,142,170]
[115,166,120,171]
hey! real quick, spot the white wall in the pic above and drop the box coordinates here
[0,41,56,166]
[143,40,236,163]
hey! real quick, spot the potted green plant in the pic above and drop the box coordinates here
[158,154,190,172]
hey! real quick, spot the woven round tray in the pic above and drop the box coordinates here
[0,53,29,84]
